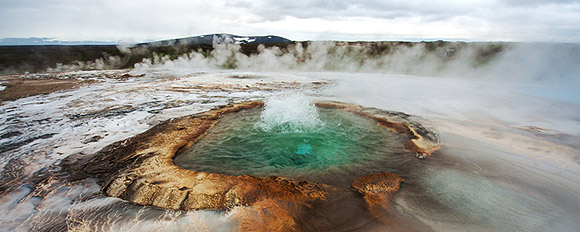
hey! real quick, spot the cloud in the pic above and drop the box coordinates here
[0,0,579,42]
[500,0,580,7]
[254,0,492,21]
[225,0,255,8]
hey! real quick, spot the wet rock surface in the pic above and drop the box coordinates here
[352,172,404,195]
[352,172,405,208]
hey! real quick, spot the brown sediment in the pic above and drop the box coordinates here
[352,172,404,195]
[352,172,405,207]
[61,101,441,212]
[0,78,89,102]
[230,199,298,231]
[0,71,144,102]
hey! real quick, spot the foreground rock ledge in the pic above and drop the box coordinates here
[62,101,440,211]
[352,172,404,195]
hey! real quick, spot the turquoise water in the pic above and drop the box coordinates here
[517,86,580,104]
[173,107,409,181]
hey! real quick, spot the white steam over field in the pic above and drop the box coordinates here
[1,41,579,231]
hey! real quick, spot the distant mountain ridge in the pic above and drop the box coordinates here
[0,37,119,46]
[0,34,292,46]
[138,34,292,47]
[0,34,295,74]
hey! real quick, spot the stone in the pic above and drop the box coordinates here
[351,172,404,195]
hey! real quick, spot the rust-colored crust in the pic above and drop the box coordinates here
[61,101,441,211]
[351,172,404,194]
[351,171,405,208]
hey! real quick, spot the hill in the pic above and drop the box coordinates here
[138,34,291,47]
[0,34,293,74]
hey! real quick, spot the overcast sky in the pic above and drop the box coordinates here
[1,0,579,42]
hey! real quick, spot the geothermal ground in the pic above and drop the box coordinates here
[1,68,579,231]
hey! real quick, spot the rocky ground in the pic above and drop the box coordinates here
[0,71,146,102]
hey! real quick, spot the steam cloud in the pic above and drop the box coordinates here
[133,38,580,86]
[46,56,124,73]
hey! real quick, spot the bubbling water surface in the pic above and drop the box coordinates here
[255,93,324,132]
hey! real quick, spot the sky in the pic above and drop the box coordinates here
[1,0,579,42]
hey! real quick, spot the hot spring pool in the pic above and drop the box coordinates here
[59,94,440,217]
[173,107,410,181]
